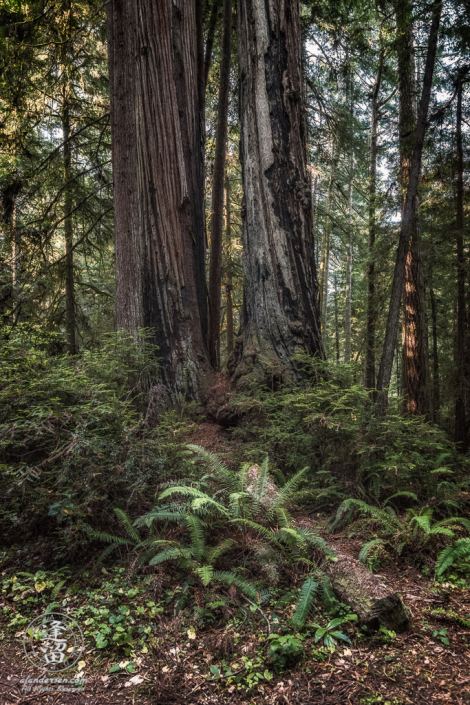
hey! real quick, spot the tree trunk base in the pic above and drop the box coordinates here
[324,549,410,632]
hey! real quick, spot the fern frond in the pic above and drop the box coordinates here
[134,509,185,528]
[358,539,386,568]
[272,466,309,508]
[197,565,214,586]
[211,570,259,600]
[435,517,470,533]
[114,508,141,542]
[206,538,238,563]
[384,491,419,506]
[83,524,133,545]
[435,538,470,577]
[186,514,206,562]
[190,496,229,516]
[148,547,187,566]
[332,498,403,534]
[291,577,318,628]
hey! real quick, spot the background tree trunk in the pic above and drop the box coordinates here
[344,151,353,363]
[208,0,233,370]
[225,176,234,357]
[230,0,323,387]
[365,47,384,390]
[319,147,336,349]
[454,73,467,449]
[375,0,441,416]
[107,0,213,402]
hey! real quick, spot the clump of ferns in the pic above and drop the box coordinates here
[331,497,470,575]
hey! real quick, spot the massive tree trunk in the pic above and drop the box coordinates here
[375,0,441,416]
[365,46,384,390]
[395,0,428,417]
[454,72,468,449]
[429,264,440,423]
[106,0,213,402]
[344,151,353,363]
[229,0,323,387]
[208,0,233,370]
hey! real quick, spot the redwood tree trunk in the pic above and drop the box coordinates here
[396,0,428,417]
[229,0,323,387]
[319,148,336,349]
[225,176,234,357]
[107,0,213,401]
[375,0,441,416]
[208,0,233,369]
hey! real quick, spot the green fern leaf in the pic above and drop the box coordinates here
[291,577,318,628]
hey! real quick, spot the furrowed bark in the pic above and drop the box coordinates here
[375,0,442,416]
[208,0,233,370]
[395,0,428,417]
[107,0,213,402]
[230,0,323,387]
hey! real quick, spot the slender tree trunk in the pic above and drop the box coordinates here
[334,271,340,362]
[429,266,440,423]
[319,147,336,348]
[344,151,353,363]
[61,3,76,355]
[230,0,323,387]
[365,47,384,390]
[375,0,441,416]
[106,0,213,401]
[62,103,77,355]
[225,176,234,356]
[208,0,232,369]
[454,74,467,449]
[204,0,222,90]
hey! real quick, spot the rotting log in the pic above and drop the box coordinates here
[322,548,410,632]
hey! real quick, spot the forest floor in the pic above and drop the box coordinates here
[1,423,470,705]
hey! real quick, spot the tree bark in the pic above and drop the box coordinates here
[225,176,234,357]
[365,46,384,390]
[429,266,440,423]
[230,0,323,387]
[394,0,428,417]
[204,0,222,90]
[454,73,467,449]
[324,548,410,632]
[208,0,232,369]
[334,271,340,362]
[319,147,336,349]
[61,2,77,355]
[375,0,441,416]
[345,150,353,363]
[106,0,213,402]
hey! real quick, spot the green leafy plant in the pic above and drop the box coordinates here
[266,633,304,672]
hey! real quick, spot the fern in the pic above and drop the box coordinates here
[114,508,141,542]
[435,538,470,577]
[358,538,386,569]
[211,570,259,600]
[291,577,318,628]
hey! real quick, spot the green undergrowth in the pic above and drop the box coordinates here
[232,356,469,516]
[0,325,203,557]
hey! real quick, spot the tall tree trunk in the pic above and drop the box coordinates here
[375,0,441,416]
[454,73,467,449]
[208,0,232,369]
[344,151,353,363]
[204,0,222,90]
[61,2,76,355]
[62,103,77,355]
[334,271,340,362]
[365,46,384,390]
[225,175,234,357]
[319,147,336,349]
[394,0,428,417]
[106,0,213,402]
[429,266,440,423]
[230,0,323,387]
